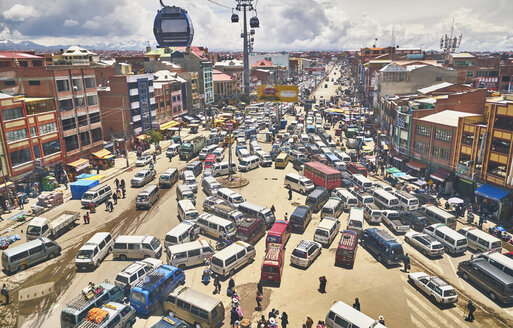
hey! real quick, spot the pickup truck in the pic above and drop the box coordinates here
[26,211,80,240]
[382,210,410,234]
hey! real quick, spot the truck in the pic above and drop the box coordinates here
[382,210,410,234]
[206,203,244,225]
[179,136,206,161]
[26,211,80,240]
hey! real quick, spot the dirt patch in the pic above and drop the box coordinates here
[218,177,249,188]
[224,282,273,325]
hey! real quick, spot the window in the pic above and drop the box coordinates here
[225,255,237,266]
[72,78,83,91]
[91,128,102,143]
[62,118,76,131]
[127,243,140,250]
[177,300,191,311]
[490,138,511,155]
[432,146,450,160]
[89,112,100,124]
[59,99,73,111]
[466,71,474,78]
[87,94,98,106]
[10,148,32,167]
[75,96,85,108]
[29,80,40,86]
[29,126,36,137]
[502,76,511,82]
[435,129,452,142]
[33,145,40,159]
[415,125,430,137]
[64,135,79,152]
[56,79,70,92]
[487,160,507,178]
[462,132,474,146]
[80,132,91,146]
[187,249,200,257]
[42,139,60,156]
[33,60,42,67]
[414,141,429,153]
[2,107,23,120]
[5,128,28,143]
[39,122,57,135]
[84,77,96,89]
[78,115,88,127]
[4,80,15,86]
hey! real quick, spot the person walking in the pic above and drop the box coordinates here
[83,211,90,224]
[213,275,221,294]
[258,281,263,294]
[403,253,410,273]
[89,202,96,213]
[112,192,118,205]
[120,179,126,191]
[280,312,289,328]
[284,213,288,221]
[378,316,385,325]
[116,188,122,200]
[1,284,9,305]
[305,315,314,328]
[318,276,327,293]
[256,290,263,310]
[353,298,360,311]
[465,300,476,322]
[122,188,126,199]
[271,205,276,213]
[288,186,293,200]
[115,178,120,189]
[257,315,268,328]
[230,307,238,326]
[228,276,235,296]
[96,165,100,174]
[18,194,24,210]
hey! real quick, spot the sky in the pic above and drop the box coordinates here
[0,0,512,51]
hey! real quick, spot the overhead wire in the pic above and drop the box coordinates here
[206,0,232,9]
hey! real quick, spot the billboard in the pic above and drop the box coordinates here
[257,85,298,103]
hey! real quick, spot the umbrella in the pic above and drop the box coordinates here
[495,226,506,232]
[448,197,464,204]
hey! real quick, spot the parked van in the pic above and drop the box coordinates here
[333,188,358,211]
[261,243,285,285]
[112,235,162,260]
[420,204,457,229]
[275,153,289,169]
[178,200,199,222]
[325,301,386,328]
[306,187,330,213]
[475,251,513,276]
[351,174,373,191]
[373,181,394,192]
[238,201,276,228]
[284,173,315,195]
[238,155,260,172]
[424,224,467,254]
[186,161,203,177]
[393,190,419,211]
[159,168,179,188]
[199,145,218,160]
[136,184,160,210]
[287,205,311,234]
[114,258,162,289]
[75,232,113,271]
[197,213,237,239]
[361,228,404,266]
[202,176,222,196]
[352,191,374,207]
[338,152,351,163]
[204,154,217,169]
[256,150,272,167]
[314,217,341,247]
[81,184,112,208]
[2,237,61,274]
[266,220,291,248]
[164,287,225,328]
[217,188,245,207]
[212,162,237,177]
[321,197,344,219]
[346,162,368,177]
[373,189,400,210]
[235,218,266,245]
[164,221,200,248]
[176,184,196,205]
[347,207,364,235]
[237,149,251,161]
[363,203,382,224]
[210,241,255,277]
[183,170,198,193]
[166,240,215,269]
[335,230,359,267]
[301,133,310,144]
[458,227,502,253]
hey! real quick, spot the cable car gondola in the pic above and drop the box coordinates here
[153,1,194,47]
[250,16,259,28]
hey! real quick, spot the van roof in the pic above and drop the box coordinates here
[338,230,358,247]
[168,240,210,253]
[199,213,232,226]
[140,184,158,193]
[115,235,154,244]
[317,217,338,230]
[460,227,501,243]
[308,188,327,198]
[85,232,111,246]
[166,221,195,236]
[237,218,263,230]
[263,243,283,263]
[3,237,54,256]
[292,205,310,217]
[472,261,513,284]
[329,301,386,328]
[87,184,110,192]
[169,287,222,311]
[212,241,250,261]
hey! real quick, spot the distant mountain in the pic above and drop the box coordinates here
[0,39,151,52]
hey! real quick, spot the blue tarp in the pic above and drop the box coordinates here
[392,172,406,178]
[475,184,510,202]
[70,179,99,199]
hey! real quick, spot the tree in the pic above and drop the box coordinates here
[145,130,162,148]
[238,93,251,105]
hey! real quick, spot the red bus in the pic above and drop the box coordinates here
[261,243,284,284]
[335,230,358,267]
[304,161,341,190]
[204,154,216,169]
[266,220,291,249]
[346,162,367,177]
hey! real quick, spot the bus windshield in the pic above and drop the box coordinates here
[131,291,146,304]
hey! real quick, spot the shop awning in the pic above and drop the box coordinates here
[414,180,428,187]
[66,158,90,172]
[475,184,510,202]
[0,181,14,192]
[406,160,427,171]
[430,168,451,182]
[92,149,113,159]
[386,167,402,174]
[160,120,179,130]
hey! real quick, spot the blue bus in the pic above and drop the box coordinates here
[325,153,341,166]
[129,265,185,315]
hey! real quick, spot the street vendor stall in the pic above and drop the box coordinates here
[65,158,90,182]
[91,149,114,170]
[70,179,99,199]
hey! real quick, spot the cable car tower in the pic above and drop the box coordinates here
[153,0,194,48]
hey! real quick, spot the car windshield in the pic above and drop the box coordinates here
[82,193,94,200]
[135,172,145,178]
[391,247,403,256]
[456,239,467,246]
[226,223,236,232]
[26,225,41,235]
[233,196,244,204]
[349,220,362,228]
[150,238,161,250]
[315,229,329,237]
[443,289,457,297]
[211,257,223,267]
[130,291,146,304]
[292,249,307,258]
[432,244,444,250]
[76,250,94,259]
[262,265,279,273]
[116,275,129,285]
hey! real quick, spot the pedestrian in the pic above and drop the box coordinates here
[153,153,157,163]
[403,253,410,272]
[116,188,122,200]
[284,212,288,221]
[122,188,126,199]
[64,180,68,190]
[353,298,360,311]
[213,275,221,294]
[258,315,268,328]
[228,276,235,296]
[120,179,126,191]
[89,202,95,213]
[280,312,289,328]
[466,300,476,322]
[123,283,130,301]
[96,165,100,174]
[112,192,118,205]
[18,194,24,210]
[269,318,277,328]
[378,316,385,325]
[256,290,263,310]
[83,211,90,224]
[230,308,238,326]
[288,186,293,200]
[271,205,276,213]
[316,321,324,328]
[305,315,314,328]
[478,214,485,229]
[1,284,9,305]
[318,276,327,293]
[115,178,120,189]
[107,200,113,212]
[258,281,263,294]
[269,308,277,319]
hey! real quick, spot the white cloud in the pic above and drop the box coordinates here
[3,4,39,22]
[63,19,79,27]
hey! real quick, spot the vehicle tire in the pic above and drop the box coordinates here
[119,254,127,261]
[490,291,497,301]
[19,264,27,271]
[108,247,113,254]
[200,229,205,235]
[430,295,437,304]
[95,260,99,268]
[422,249,428,256]
[143,255,150,259]
[405,237,410,244]
[48,252,56,259]
[178,264,186,270]
[377,255,382,263]
[229,269,235,276]
[300,189,305,195]
[463,272,469,280]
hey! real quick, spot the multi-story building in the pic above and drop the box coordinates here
[153,70,187,125]
[499,58,513,94]
[213,70,237,104]
[214,59,243,94]
[177,72,200,114]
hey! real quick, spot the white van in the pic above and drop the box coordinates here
[202,176,222,196]
[199,145,217,160]
[301,133,309,144]
[393,190,419,211]
[338,152,351,163]
[238,155,260,172]
[284,173,315,194]
[237,149,251,161]
[333,161,347,172]
[178,199,199,222]
[75,232,113,271]
[164,221,200,248]
[256,150,272,167]
[326,301,386,328]
[212,162,237,177]
[196,213,237,239]
[458,227,502,253]
[321,197,344,219]
[372,189,400,210]
[216,188,245,207]
[112,235,162,260]
[183,170,198,193]
[424,224,467,254]
[314,217,341,247]
[210,241,256,277]
[420,205,457,229]
[114,258,162,289]
[347,207,364,235]
[333,188,358,211]
[363,203,382,224]
[159,168,179,188]
[80,184,112,208]
[351,174,373,191]
[213,147,225,162]
[166,239,215,269]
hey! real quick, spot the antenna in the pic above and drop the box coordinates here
[440,18,462,56]
[373,37,378,48]
[390,26,396,48]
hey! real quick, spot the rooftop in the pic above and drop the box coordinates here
[452,53,475,58]
[418,110,480,127]
[0,52,43,59]
[62,46,97,57]
[213,69,234,82]
[417,82,454,94]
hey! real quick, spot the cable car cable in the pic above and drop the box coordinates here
[206,0,232,9]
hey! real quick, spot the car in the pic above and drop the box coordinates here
[136,155,153,167]
[131,169,156,187]
[290,240,322,268]
[405,232,444,257]
[166,145,180,159]
[408,272,458,305]
[346,139,359,149]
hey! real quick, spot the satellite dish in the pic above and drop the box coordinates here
[153,1,194,47]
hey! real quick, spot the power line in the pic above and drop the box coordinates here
[206,0,232,9]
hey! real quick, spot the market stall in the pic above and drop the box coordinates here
[91,149,114,170]
[475,184,511,221]
[65,158,90,182]
[70,179,100,200]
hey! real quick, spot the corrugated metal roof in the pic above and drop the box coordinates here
[418,110,480,127]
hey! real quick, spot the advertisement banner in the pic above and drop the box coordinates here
[257,85,298,103]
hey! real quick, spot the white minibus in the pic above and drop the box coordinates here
[372,189,400,210]
[420,204,457,229]
[424,224,467,254]
[458,227,502,253]
[326,301,386,328]
[333,188,358,211]
[351,174,373,191]
[393,190,419,211]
